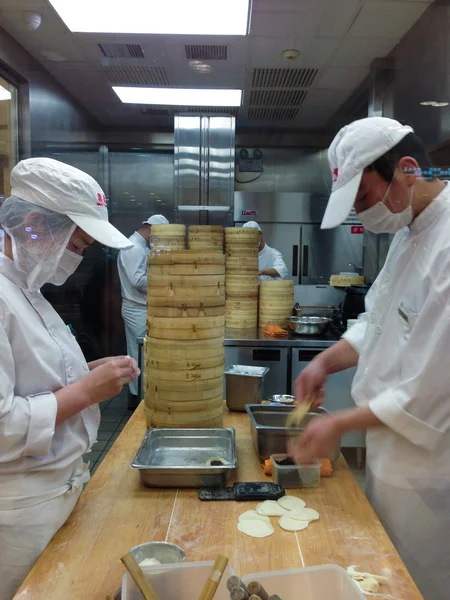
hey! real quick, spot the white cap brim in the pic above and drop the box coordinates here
[68,214,133,249]
[321,170,363,229]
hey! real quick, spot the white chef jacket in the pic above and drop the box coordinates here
[342,185,450,598]
[0,254,99,509]
[258,243,289,281]
[117,231,148,306]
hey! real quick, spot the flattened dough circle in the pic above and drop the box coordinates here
[278,515,309,532]
[277,495,306,511]
[238,520,275,538]
[256,500,288,516]
[289,507,320,522]
[238,510,271,524]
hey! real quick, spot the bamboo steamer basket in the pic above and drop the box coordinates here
[147,327,224,340]
[226,315,258,328]
[146,395,223,413]
[150,224,186,252]
[147,296,225,308]
[146,354,224,371]
[145,404,224,428]
[146,336,224,359]
[148,274,225,287]
[149,251,224,266]
[149,263,225,276]
[188,225,224,253]
[259,279,294,294]
[147,304,225,318]
[258,279,294,327]
[147,315,224,330]
[224,227,259,243]
[146,375,223,392]
[148,284,225,298]
[144,375,223,401]
[225,256,259,271]
[225,274,258,296]
[225,298,258,310]
[147,363,225,382]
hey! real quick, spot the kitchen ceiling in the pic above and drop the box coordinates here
[0,0,434,131]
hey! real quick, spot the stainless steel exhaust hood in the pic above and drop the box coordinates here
[173,114,235,226]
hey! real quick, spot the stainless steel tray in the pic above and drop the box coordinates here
[245,404,340,463]
[131,428,237,488]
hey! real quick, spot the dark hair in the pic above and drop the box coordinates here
[366,132,432,182]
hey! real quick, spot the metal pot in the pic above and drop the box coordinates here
[287,316,331,336]
[293,304,338,319]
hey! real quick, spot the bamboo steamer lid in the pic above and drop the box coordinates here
[149,251,224,266]
[147,364,224,382]
[148,284,225,298]
[146,395,223,413]
[146,375,223,392]
[149,263,225,276]
[147,304,225,318]
[146,354,224,371]
[148,274,225,287]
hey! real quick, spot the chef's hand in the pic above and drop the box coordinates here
[294,357,327,409]
[88,356,140,380]
[80,356,140,405]
[289,414,343,464]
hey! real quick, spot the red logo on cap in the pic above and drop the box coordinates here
[332,168,339,183]
[97,193,107,207]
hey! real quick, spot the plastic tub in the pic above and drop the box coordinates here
[122,560,233,600]
[242,565,365,600]
[271,454,321,488]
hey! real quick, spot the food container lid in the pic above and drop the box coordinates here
[224,365,270,377]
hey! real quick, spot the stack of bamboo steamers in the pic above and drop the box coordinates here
[224,227,260,329]
[145,224,225,429]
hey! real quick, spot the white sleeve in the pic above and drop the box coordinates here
[0,321,57,460]
[271,249,289,280]
[119,246,148,291]
[369,255,450,451]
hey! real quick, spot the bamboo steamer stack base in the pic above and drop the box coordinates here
[145,250,225,429]
[188,225,224,253]
[150,224,186,253]
[259,279,294,328]
[225,227,260,329]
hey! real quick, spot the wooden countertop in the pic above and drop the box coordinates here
[15,404,422,599]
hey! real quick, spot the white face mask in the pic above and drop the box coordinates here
[357,182,413,234]
[48,249,83,286]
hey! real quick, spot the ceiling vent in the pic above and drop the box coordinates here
[169,106,238,115]
[249,89,307,107]
[247,107,299,121]
[98,43,145,59]
[185,45,228,60]
[104,66,170,86]
[252,68,318,89]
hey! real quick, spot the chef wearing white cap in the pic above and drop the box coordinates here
[117,214,169,405]
[292,117,450,599]
[242,221,288,281]
[0,158,139,599]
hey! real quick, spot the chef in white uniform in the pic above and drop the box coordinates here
[117,214,169,406]
[292,117,450,600]
[242,221,288,281]
[0,158,139,599]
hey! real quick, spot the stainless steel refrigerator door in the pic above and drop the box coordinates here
[300,224,364,285]
[224,346,289,398]
[291,348,365,448]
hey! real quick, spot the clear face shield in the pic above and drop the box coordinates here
[0,196,77,291]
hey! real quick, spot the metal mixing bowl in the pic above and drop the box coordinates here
[130,542,186,566]
[269,394,296,405]
[287,316,331,336]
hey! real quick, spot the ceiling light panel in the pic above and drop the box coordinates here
[113,87,242,107]
[48,0,251,35]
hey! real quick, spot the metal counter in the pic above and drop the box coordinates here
[223,327,340,348]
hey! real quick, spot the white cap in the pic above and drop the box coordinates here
[321,117,413,229]
[142,214,169,225]
[10,157,132,249]
[242,221,261,231]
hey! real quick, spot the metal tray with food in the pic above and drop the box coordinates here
[131,428,237,488]
[246,404,340,463]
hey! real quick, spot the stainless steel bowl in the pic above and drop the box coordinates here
[130,542,186,566]
[269,394,296,405]
[287,316,331,336]
[293,304,338,319]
